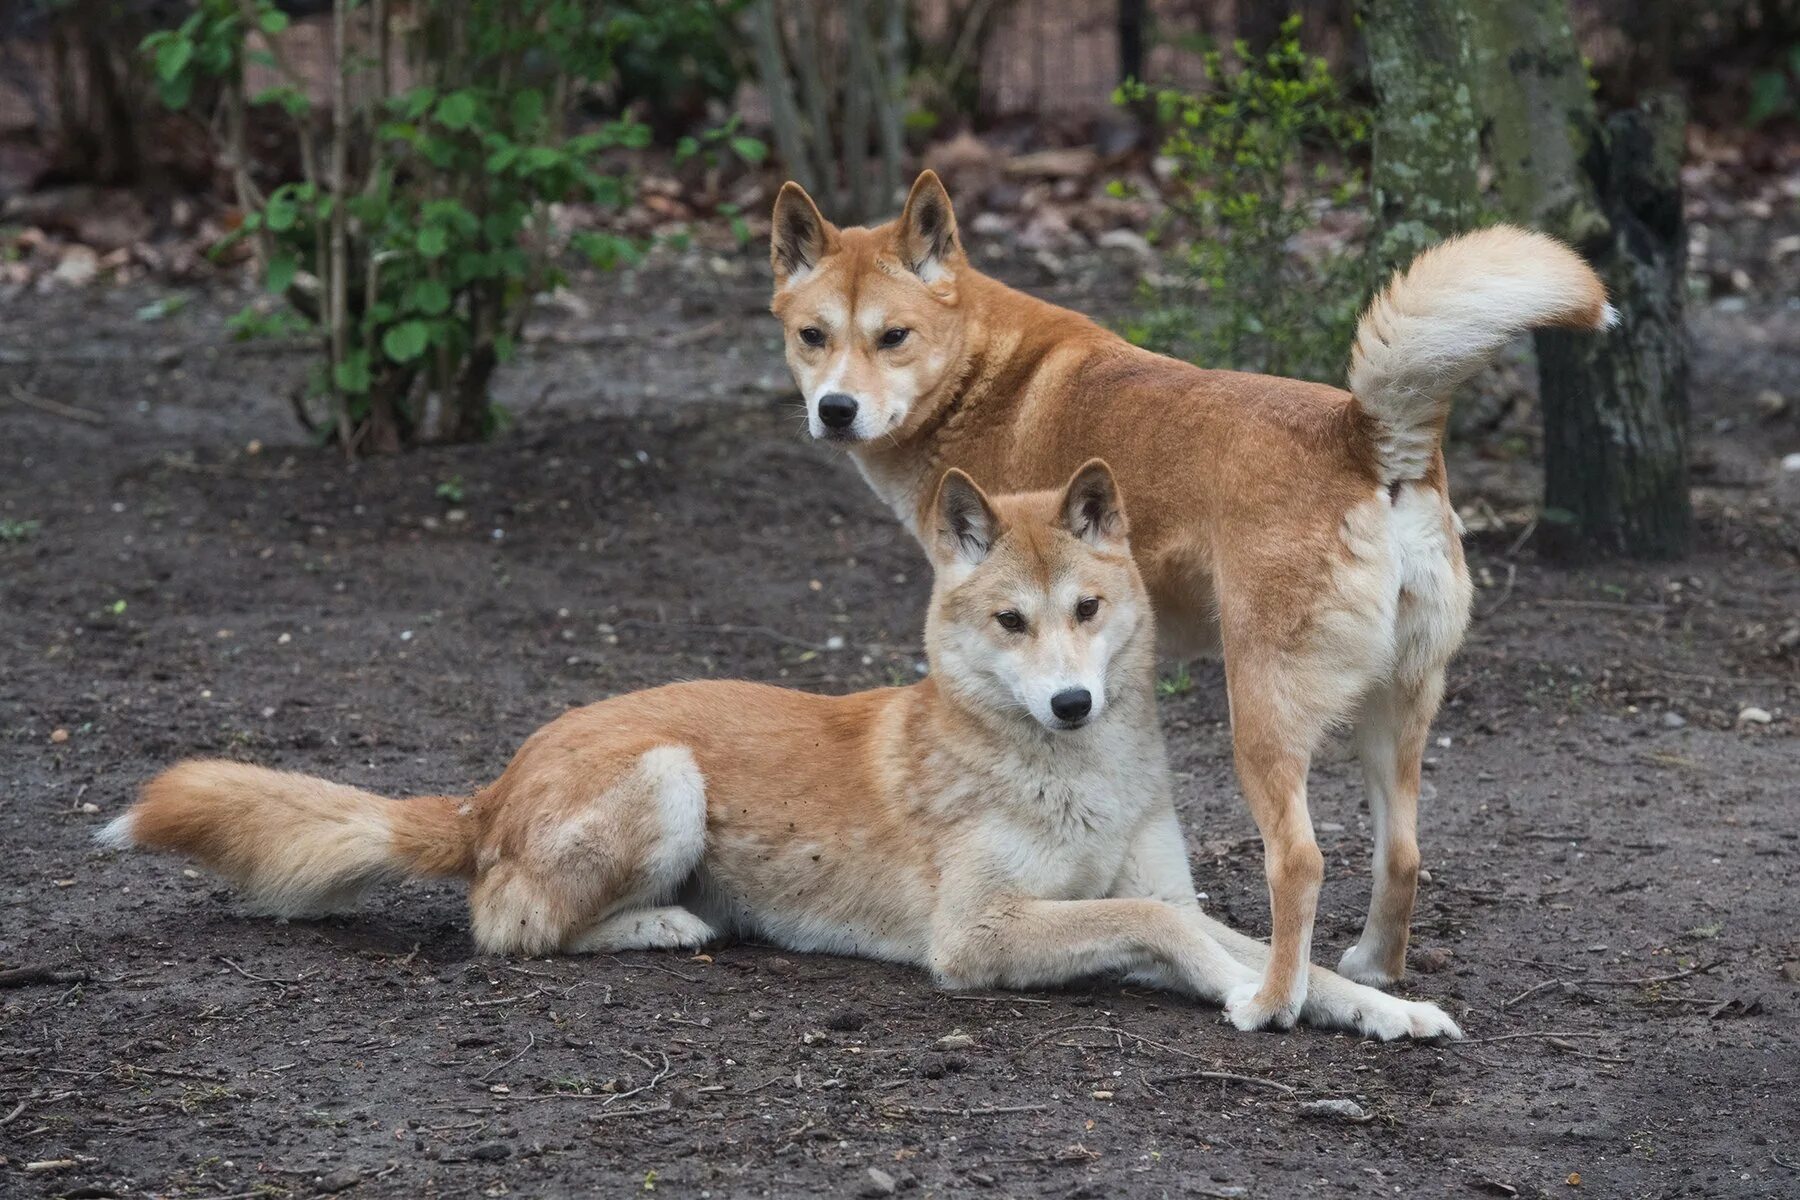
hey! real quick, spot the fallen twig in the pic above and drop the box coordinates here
[1021,1022,1209,1063]
[7,383,106,425]
[216,957,310,986]
[1145,1068,1297,1095]
[1455,1031,1614,1046]
[591,1100,672,1120]
[951,993,1051,1005]
[0,965,90,990]
[882,1102,1049,1117]
[607,955,700,983]
[480,1031,535,1082]
[1504,960,1722,1009]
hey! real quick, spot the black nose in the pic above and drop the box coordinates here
[1050,688,1092,724]
[817,393,858,430]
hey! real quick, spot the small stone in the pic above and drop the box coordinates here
[935,1030,977,1051]
[1096,228,1152,259]
[861,1166,898,1196]
[53,245,99,286]
[1661,711,1686,729]
[470,1142,511,1162]
[311,1168,361,1194]
[1736,706,1773,725]
[1298,1098,1371,1122]
[1411,946,1453,974]
[50,728,69,744]
[1417,867,1433,884]
[1090,1089,1114,1100]
[825,1008,868,1032]
[1778,962,1800,983]
[80,802,99,814]
[1782,453,1800,473]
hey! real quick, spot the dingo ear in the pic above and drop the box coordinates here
[771,182,835,287]
[933,468,1002,566]
[1059,459,1129,551]
[897,170,961,282]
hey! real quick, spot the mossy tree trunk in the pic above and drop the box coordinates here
[1363,0,1483,287]
[1472,0,1692,560]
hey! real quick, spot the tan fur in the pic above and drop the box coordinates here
[101,465,1459,1041]
[769,172,1611,1025]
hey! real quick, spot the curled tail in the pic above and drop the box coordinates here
[100,760,475,916]
[1350,225,1614,485]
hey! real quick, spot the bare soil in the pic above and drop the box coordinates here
[2,250,1796,1200]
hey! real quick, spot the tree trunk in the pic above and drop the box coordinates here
[1363,0,1482,287]
[1535,98,1690,559]
[1471,0,1692,560]
[1117,0,1146,85]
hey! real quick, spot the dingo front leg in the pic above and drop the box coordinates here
[1111,809,1458,1041]
[928,896,1255,1004]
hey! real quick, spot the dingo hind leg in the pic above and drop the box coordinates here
[468,746,713,955]
[1341,483,1471,987]
[1340,671,1440,986]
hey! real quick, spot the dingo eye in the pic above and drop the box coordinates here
[994,610,1026,633]
[799,326,826,347]
[1076,596,1101,622]
[880,327,910,348]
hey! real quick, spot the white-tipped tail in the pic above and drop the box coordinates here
[107,760,474,916]
[1350,225,1611,484]
[96,811,137,849]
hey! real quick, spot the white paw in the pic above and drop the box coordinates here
[1338,941,1402,989]
[1224,980,1303,1033]
[651,909,717,946]
[1354,995,1462,1042]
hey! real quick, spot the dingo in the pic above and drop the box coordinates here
[102,462,1457,1040]
[769,171,1611,1029]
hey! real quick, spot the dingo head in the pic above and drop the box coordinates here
[768,171,968,443]
[924,460,1150,735]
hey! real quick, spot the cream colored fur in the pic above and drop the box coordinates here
[102,464,1460,1042]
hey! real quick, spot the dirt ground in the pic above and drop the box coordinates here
[2,245,1797,1200]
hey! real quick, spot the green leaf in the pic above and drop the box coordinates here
[265,195,298,232]
[382,321,430,363]
[510,88,545,132]
[334,354,372,394]
[1747,71,1790,126]
[435,91,478,131]
[417,226,448,257]
[729,135,768,164]
[259,8,290,34]
[404,279,452,316]
[154,37,193,83]
[157,74,193,110]
[265,253,297,295]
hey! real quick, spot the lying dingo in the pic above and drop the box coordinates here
[768,171,1611,1028]
[102,462,1458,1040]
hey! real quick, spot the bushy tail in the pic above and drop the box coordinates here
[99,760,475,916]
[1350,225,1613,485]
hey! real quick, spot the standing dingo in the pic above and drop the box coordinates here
[768,171,1611,1028]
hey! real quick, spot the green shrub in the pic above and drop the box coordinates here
[1115,17,1367,383]
[143,0,658,454]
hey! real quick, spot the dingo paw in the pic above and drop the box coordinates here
[1355,995,1462,1042]
[1224,980,1303,1032]
[1338,941,1403,989]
